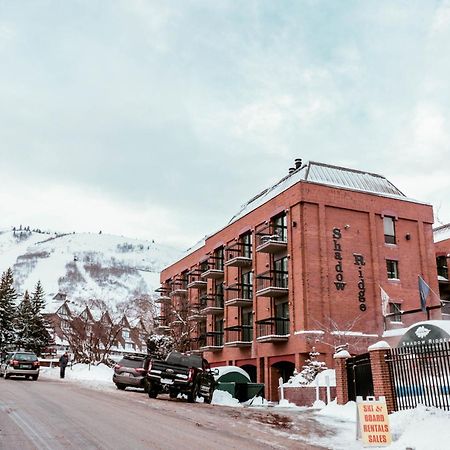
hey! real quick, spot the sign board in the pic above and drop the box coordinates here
[356,396,391,447]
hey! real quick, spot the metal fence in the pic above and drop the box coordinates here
[346,353,374,402]
[386,341,450,411]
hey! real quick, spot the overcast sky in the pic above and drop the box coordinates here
[1,1,449,249]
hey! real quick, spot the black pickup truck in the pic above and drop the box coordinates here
[146,351,216,403]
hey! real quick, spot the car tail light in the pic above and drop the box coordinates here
[135,368,146,374]
[11,360,19,367]
[187,368,194,382]
[114,364,122,372]
[33,361,40,367]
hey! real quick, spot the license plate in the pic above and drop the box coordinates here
[20,364,31,369]
[161,378,174,385]
[121,373,131,377]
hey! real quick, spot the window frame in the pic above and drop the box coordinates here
[383,216,396,245]
[386,259,400,280]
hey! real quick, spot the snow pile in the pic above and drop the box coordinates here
[211,390,242,407]
[41,363,114,391]
[242,396,268,407]
[388,405,450,450]
[275,399,305,409]
[315,400,450,450]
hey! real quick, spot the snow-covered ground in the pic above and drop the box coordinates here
[40,364,450,449]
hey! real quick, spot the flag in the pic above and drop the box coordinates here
[380,286,390,317]
[418,275,430,313]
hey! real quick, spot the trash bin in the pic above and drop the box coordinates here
[214,366,265,402]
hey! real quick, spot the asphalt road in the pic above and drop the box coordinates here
[0,376,333,449]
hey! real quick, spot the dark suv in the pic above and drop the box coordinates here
[113,354,151,391]
[0,351,40,380]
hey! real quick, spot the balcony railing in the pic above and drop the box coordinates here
[255,317,290,342]
[155,295,171,304]
[187,301,207,322]
[153,315,171,332]
[224,241,252,267]
[189,335,206,353]
[256,223,287,253]
[224,325,253,347]
[200,331,224,351]
[187,269,208,289]
[255,270,288,297]
[200,294,224,315]
[201,255,225,279]
[225,283,253,307]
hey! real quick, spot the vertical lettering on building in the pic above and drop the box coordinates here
[354,253,367,312]
[333,228,346,291]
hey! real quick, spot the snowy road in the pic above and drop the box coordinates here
[0,376,332,449]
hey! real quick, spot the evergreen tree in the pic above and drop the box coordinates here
[30,281,51,355]
[297,347,328,384]
[0,268,18,351]
[14,291,34,350]
[31,281,45,316]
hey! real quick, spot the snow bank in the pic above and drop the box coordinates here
[317,399,357,422]
[211,390,242,407]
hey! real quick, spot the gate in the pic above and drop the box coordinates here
[386,341,450,411]
[346,353,374,401]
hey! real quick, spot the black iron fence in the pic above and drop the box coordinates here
[256,270,288,291]
[255,317,289,337]
[346,353,374,402]
[225,325,253,343]
[205,331,224,347]
[386,341,450,411]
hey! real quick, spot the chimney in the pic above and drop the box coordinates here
[295,158,302,169]
[288,167,296,174]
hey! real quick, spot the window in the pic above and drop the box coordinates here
[275,301,289,335]
[241,270,253,299]
[241,232,252,258]
[386,260,399,279]
[273,214,287,242]
[274,256,288,288]
[389,303,402,322]
[122,329,130,339]
[214,247,224,270]
[383,216,396,244]
[437,256,448,280]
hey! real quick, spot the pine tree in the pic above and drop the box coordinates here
[14,291,35,350]
[297,347,328,384]
[31,281,45,316]
[0,268,18,351]
[29,281,51,355]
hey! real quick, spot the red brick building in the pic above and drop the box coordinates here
[157,160,441,400]
[434,223,450,309]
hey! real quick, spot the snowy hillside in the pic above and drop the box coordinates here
[0,227,182,310]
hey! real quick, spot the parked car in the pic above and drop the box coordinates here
[0,351,40,380]
[146,351,216,403]
[113,354,151,391]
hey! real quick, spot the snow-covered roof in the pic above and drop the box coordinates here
[434,223,450,243]
[228,161,412,226]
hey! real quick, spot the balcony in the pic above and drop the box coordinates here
[153,315,171,333]
[201,255,224,279]
[224,325,253,347]
[187,278,208,289]
[256,223,287,254]
[200,331,224,352]
[256,317,290,343]
[189,335,206,353]
[255,270,288,297]
[187,302,207,322]
[225,283,253,307]
[224,241,252,268]
[200,294,224,315]
[155,295,171,304]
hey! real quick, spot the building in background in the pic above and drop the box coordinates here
[434,223,450,314]
[156,160,441,400]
